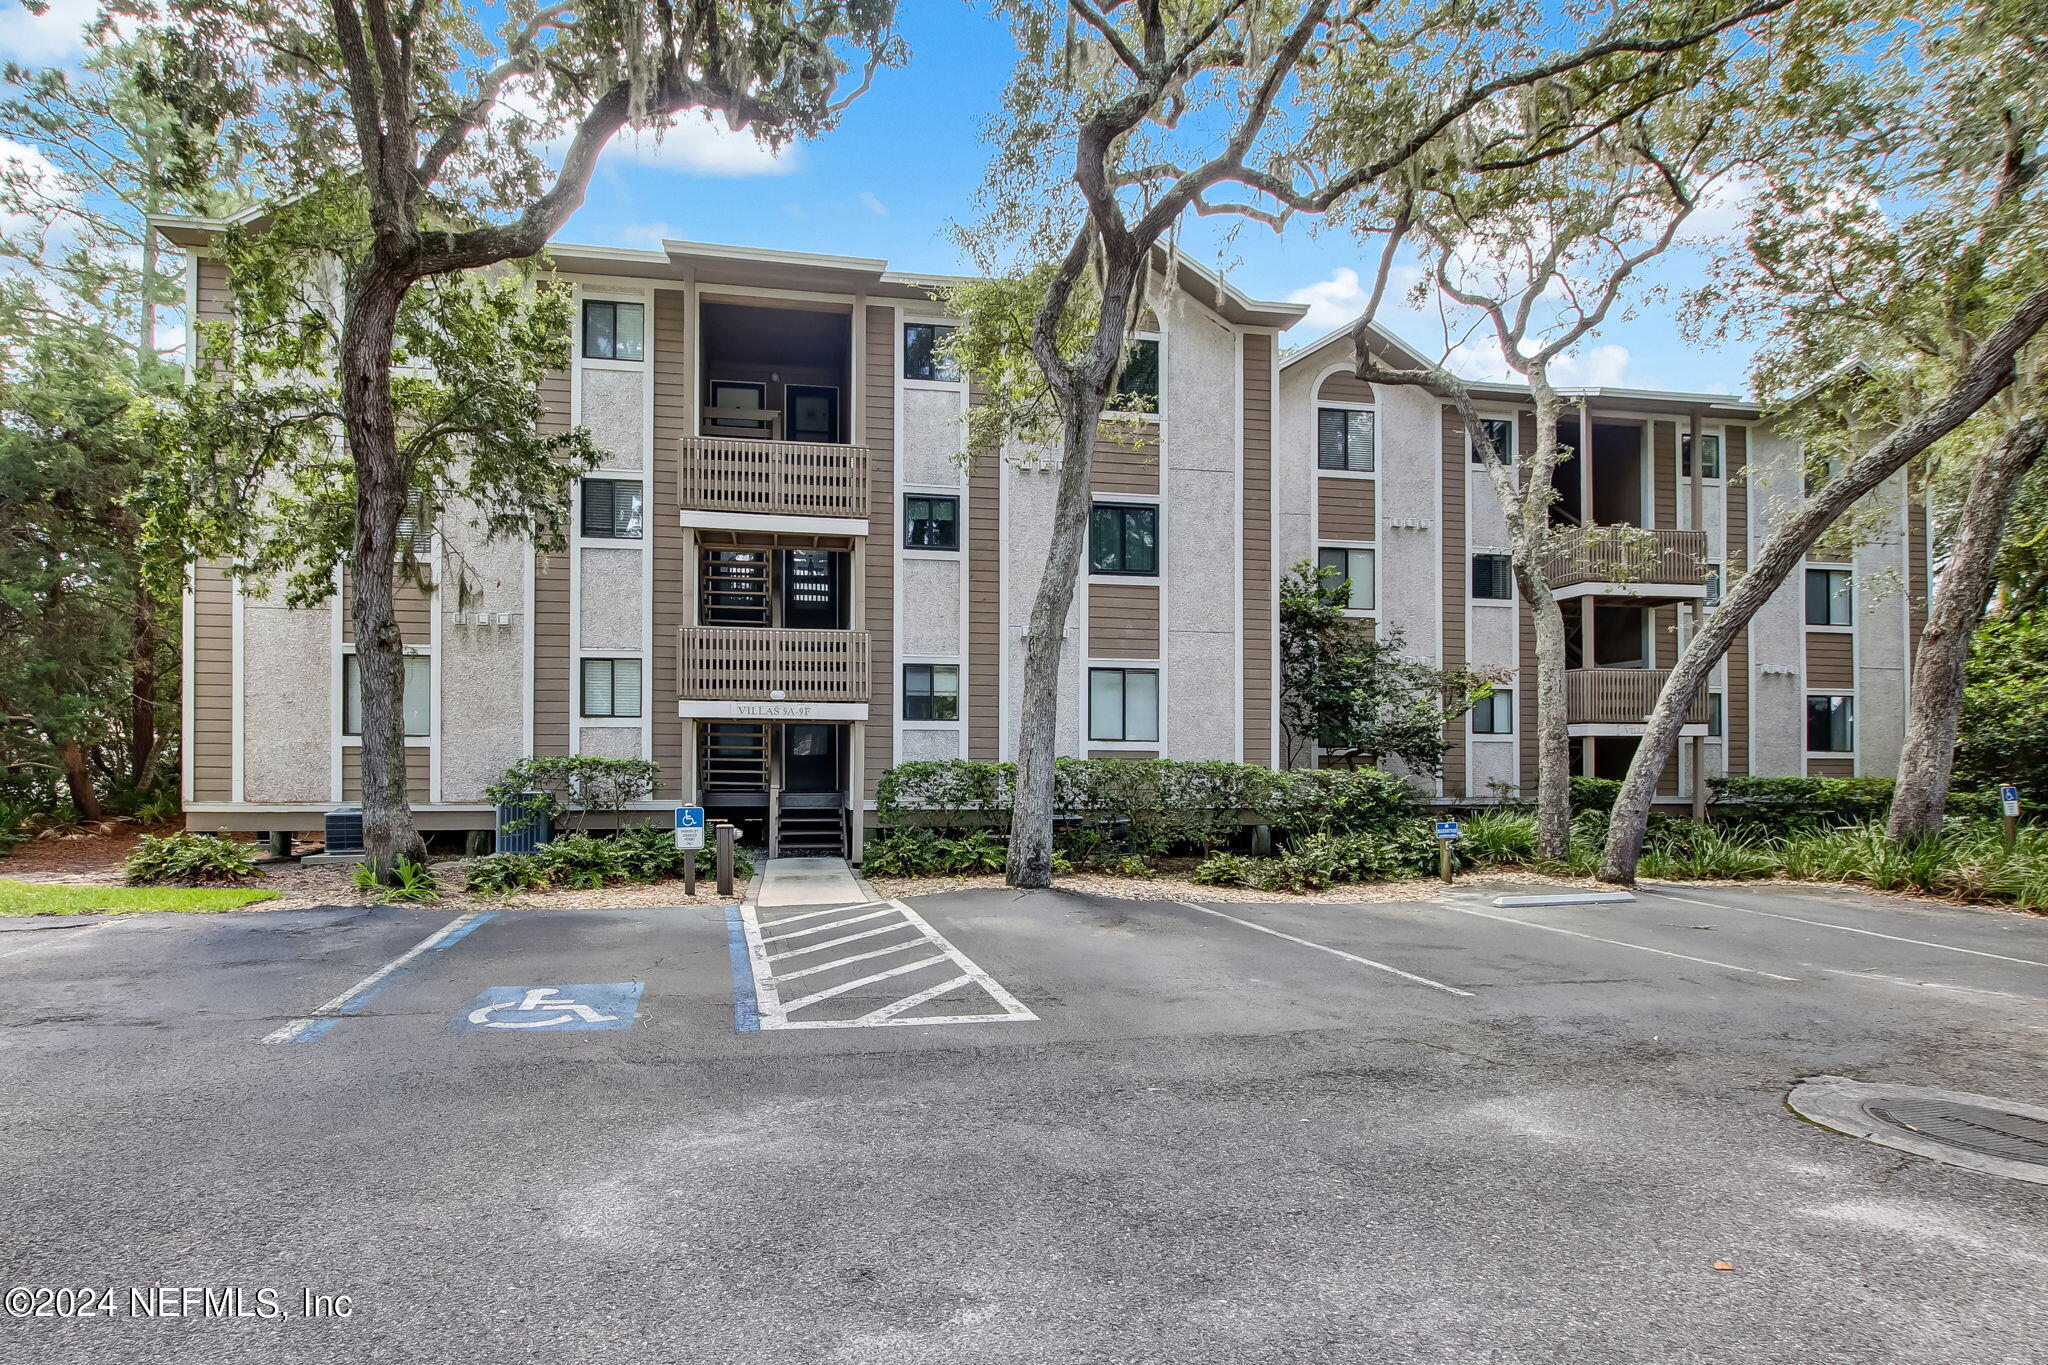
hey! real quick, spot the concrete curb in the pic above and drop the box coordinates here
[1786,1076,2048,1186]
[1492,891,1638,908]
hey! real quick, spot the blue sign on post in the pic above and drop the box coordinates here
[2001,785,2021,816]
[1435,820,1462,841]
[674,805,706,851]
[451,983,643,1033]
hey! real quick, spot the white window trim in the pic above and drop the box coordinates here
[899,657,964,727]
[1103,330,1165,423]
[1086,492,1164,585]
[1802,690,1857,758]
[1470,688,1516,740]
[578,295,648,368]
[1316,540,1379,618]
[1804,563,1855,631]
[900,484,964,555]
[337,645,434,746]
[575,654,648,726]
[1469,548,1517,605]
[900,315,965,389]
[1468,412,1519,466]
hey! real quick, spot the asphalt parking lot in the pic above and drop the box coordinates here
[1,879,2044,1363]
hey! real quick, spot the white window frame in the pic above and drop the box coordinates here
[1803,692,1856,756]
[1316,399,1378,479]
[578,296,647,368]
[339,648,432,742]
[1469,415,1517,466]
[1470,688,1515,736]
[1086,664,1163,747]
[1316,544,1378,615]
[1804,565,1854,630]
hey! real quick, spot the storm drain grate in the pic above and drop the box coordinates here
[1788,1077,2048,1185]
[1863,1099,2048,1167]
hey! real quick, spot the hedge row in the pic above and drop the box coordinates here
[875,758,1422,850]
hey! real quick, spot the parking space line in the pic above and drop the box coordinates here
[261,912,496,1043]
[0,920,120,960]
[733,898,1037,1030]
[1173,902,1475,997]
[1436,899,1799,982]
[753,900,890,928]
[1640,886,2048,968]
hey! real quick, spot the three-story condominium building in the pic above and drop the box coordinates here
[160,222,1926,857]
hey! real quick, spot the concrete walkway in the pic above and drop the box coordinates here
[752,856,869,909]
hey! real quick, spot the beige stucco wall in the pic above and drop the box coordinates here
[241,587,333,805]
[1161,300,1242,760]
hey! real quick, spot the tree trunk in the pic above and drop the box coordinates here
[129,575,161,791]
[1005,403,1102,888]
[56,739,103,822]
[1888,415,2048,839]
[340,262,428,880]
[1521,571,1573,858]
[1599,282,2048,884]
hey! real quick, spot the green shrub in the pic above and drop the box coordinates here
[860,828,1003,877]
[123,832,262,885]
[1570,777,1622,812]
[613,824,687,881]
[1101,855,1155,879]
[355,858,440,903]
[485,755,663,835]
[876,758,1421,850]
[1459,810,1538,864]
[1190,852,1257,886]
[1709,775,1894,833]
[531,832,625,889]
[464,853,548,896]
[1254,841,1338,893]
[1639,823,1778,881]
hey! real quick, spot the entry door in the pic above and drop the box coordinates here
[781,725,841,794]
[778,549,843,630]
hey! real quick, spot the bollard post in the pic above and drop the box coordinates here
[267,830,291,858]
[684,840,698,897]
[1439,839,1453,884]
[717,825,735,898]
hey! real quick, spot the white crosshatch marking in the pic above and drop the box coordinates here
[737,898,1037,1030]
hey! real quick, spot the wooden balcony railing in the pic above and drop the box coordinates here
[678,436,869,519]
[676,627,871,703]
[1565,667,1710,726]
[1544,528,1708,590]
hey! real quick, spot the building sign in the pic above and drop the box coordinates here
[677,700,869,721]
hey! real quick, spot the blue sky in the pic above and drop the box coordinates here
[4,0,1756,395]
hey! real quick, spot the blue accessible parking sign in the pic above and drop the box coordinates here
[451,983,643,1033]
[1435,821,1462,841]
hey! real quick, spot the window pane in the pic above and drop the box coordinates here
[1349,550,1375,611]
[402,655,431,736]
[1701,434,1721,479]
[932,665,959,721]
[612,303,644,362]
[1830,572,1852,625]
[903,664,932,720]
[1124,670,1159,742]
[1347,411,1376,472]
[1089,507,1119,573]
[581,480,612,537]
[343,655,361,735]
[1805,570,1828,625]
[1708,692,1724,738]
[1705,563,1722,606]
[1807,696,1852,751]
[1473,553,1512,600]
[612,659,642,718]
[582,659,612,717]
[583,301,614,359]
[1318,409,1347,469]
[1123,508,1158,574]
[1475,418,1513,465]
[1317,548,1347,583]
[1088,669,1125,741]
[904,323,957,381]
[905,494,958,549]
[1116,338,1159,410]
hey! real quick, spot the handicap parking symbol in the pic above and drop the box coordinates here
[451,983,643,1033]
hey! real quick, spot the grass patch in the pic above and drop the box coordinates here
[0,879,279,915]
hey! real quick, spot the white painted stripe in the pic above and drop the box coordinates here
[765,920,921,962]
[1175,902,1475,997]
[777,954,950,1013]
[758,907,898,945]
[262,912,491,1043]
[1436,901,1798,982]
[1641,887,2048,969]
[858,974,973,1023]
[0,920,117,960]
[774,938,931,981]
[753,900,889,929]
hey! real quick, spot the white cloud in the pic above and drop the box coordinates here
[601,116,797,177]
[1550,344,1634,388]
[0,136,74,235]
[1286,267,1367,335]
[617,221,676,249]
[0,0,101,62]
[859,190,888,217]
[1680,175,1761,246]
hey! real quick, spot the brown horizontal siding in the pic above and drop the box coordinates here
[862,304,896,801]
[1317,477,1376,541]
[1442,407,1467,796]
[190,562,235,802]
[651,288,689,796]
[1088,583,1161,659]
[1317,372,1374,405]
[1805,632,1855,691]
[1807,756,1855,778]
[342,747,431,800]
[1093,427,1161,496]
[967,394,1002,761]
[1241,334,1273,767]
[338,570,431,646]
[1089,750,1158,761]
[533,364,573,757]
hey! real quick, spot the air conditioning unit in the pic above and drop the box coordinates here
[494,802,551,855]
[324,804,365,854]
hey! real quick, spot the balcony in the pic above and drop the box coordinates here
[675,626,870,718]
[1565,667,1709,731]
[1544,528,1709,603]
[679,436,869,521]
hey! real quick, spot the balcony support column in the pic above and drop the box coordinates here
[1578,401,1593,527]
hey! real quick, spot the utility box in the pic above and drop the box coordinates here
[494,803,551,855]
[323,804,365,854]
